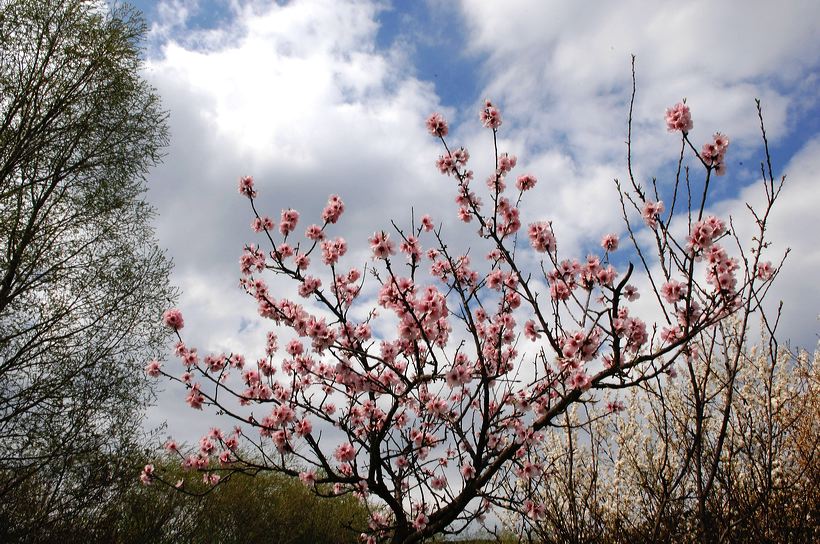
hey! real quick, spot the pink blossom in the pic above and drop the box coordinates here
[524,500,546,520]
[665,102,693,133]
[369,231,395,260]
[701,133,730,175]
[186,384,204,410]
[756,261,774,280]
[305,224,325,241]
[480,100,502,129]
[298,276,322,298]
[295,418,313,436]
[623,284,640,301]
[299,470,316,486]
[238,175,256,198]
[335,442,355,462]
[322,195,345,224]
[601,233,619,252]
[524,320,540,341]
[145,359,162,377]
[515,174,537,191]
[642,200,665,229]
[420,214,434,232]
[661,280,685,304]
[162,308,184,330]
[412,512,429,531]
[461,462,475,479]
[498,153,517,174]
[279,208,300,237]
[606,400,626,413]
[139,464,154,486]
[426,113,449,137]
[321,237,348,265]
[431,475,447,490]
[528,221,556,253]
[568,370,592,390]
[550,279,571,301]
[251,216,274,232]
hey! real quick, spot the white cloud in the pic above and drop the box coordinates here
[141,0,819,443]
[456,0,819,346]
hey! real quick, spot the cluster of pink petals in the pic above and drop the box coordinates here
[436,147,469,176]
[701,132,730,175]
[756,261,774,280]
[528,221,556,253]
[661,280,686,304]
[480,100,502,129]
[369,231,396,259]
[279,209,299,237]
[426,112,448,137]
[606,400,626,413]
[686,215,726,254]
[642,200,665,229]
[704,244,740,294]
[516,174,537,191]
[321,195,345,224]
[420,214,434,232]
[524,499,547,520]
[613,308,648,353]
[238,175,256,198]
[334,442,355,462]
[665,102,693,132]
[239,245,265,275]
[162,308,184,330]
[601,233,619,252]
[145,359,162,377]
[497,153,517,175]
[320,237,347,265]
[186,383,204,410]
[139,464,154,485]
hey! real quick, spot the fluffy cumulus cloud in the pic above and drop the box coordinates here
[142,0,819,439]
[457,0,820,343]
[141,0,459,439]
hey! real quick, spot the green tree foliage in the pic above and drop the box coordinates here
[0,0,173,538]
[111,457,368,544]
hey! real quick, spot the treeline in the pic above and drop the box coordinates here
[1,456,369,543]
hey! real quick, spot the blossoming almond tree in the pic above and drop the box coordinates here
[145,81,784,543]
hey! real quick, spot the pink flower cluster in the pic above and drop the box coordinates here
[686,215,726,254]
[145,359,162,377]
[704,244,739,295]
[600,233,619,252]
[139,464,154,485]
[642,200,665,229]
[238,175,256,198]
[321,237,347,265]
[701,132,730,175]
[369,231,396,259]
[480,100,502,129]
[665,102,693,132]
[322,195,345,224]
[528,221,556,254]
[279,209,300,237]
[426,112,449,137]
[162,308,184,330]
[436,147,469,176]
[613,308,648,353]
[516,174,537,191]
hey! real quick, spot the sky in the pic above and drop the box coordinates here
[131,0,820,446]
